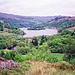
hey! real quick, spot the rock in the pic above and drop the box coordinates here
[0,57,19,69]
[0,57,7,61]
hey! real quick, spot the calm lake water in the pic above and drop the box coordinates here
[19,28,58,38]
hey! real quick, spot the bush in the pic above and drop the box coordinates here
[17,46,30,55]
[69,58,75,65]
[14,54,24,62]
[17,46,26,55]
[3,50,18,60]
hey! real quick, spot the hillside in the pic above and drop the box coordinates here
[46,16,75,28]
[33,16,75,29]
[0,12,56,28]
[1,12,75,29]
[48,16,75,23]
[0,14,75,75]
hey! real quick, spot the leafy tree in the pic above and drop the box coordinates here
[17,42,25,47]
[63,38,75,61]
[40,35,47,45]
[17,46,25,55]
[32,37,38,46]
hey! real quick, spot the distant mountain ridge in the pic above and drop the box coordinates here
[43,16,75,29]
[0,12,75,29]
[0,12,56,28]
[47,16,75,24]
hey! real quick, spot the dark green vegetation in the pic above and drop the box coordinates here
[27,27,45,30]
[0,13,75,74]
[0,21,25,35]
[0,29,75,63]
[0,29,75,74]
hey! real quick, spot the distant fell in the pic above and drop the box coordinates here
[47,16,75,24]
[0,12,56,28]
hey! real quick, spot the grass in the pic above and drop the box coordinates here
[0,61,75,75]
[0,31,16,36]
[50,53,64,61]
[0,61,31,75]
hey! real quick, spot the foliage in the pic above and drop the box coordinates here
[69,58,75,65]
[31,37,38,46]
[14,53,24,62]
[48,38,66,53]
[40,35,47,45]
[24,43,51,61]
[0,35,17,49]
[17,46,30,55]
[61,30,72,35]
[63,38,75,61]
[3,50,18,60]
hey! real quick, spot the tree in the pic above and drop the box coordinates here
[63,38,75,61]
[40,35,47,45]
[31,37,38,46]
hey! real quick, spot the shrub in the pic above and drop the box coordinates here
[17,46,30,55]
[3,50,18,60]
[69,58,75,65]
[14,54,24,62]
[17,46,26,55]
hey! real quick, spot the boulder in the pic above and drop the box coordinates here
[0,57,19,69]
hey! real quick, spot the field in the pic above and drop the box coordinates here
[50,53,64,61]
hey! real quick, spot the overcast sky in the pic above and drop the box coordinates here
[0,0,75,16]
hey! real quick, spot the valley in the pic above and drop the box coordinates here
[0,12,75,75]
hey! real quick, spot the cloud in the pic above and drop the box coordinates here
[0,0,75,16]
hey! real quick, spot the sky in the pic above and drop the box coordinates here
[0,0,75,16]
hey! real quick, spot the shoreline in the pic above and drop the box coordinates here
[18,28,58,38]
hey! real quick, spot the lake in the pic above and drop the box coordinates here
[19,28,58,38]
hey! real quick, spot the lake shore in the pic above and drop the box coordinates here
[18,28,58,38]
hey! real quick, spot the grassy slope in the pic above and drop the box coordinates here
[0,61,75,75]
